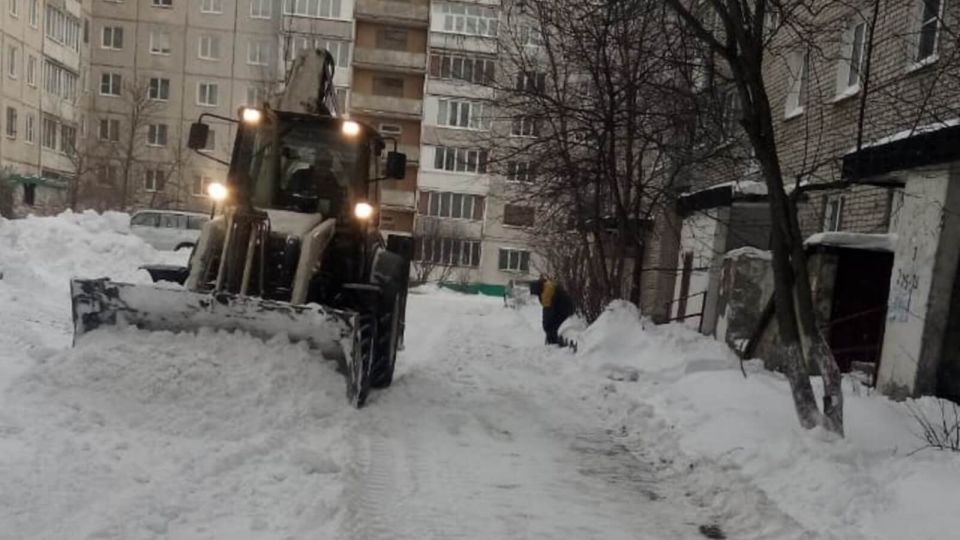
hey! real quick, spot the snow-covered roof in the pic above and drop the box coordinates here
[845,119,960,155]
[804,232,897,252]
[723,246,773,260]
[681,179,768,198]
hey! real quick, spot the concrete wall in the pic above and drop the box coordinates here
[876,165,958,398]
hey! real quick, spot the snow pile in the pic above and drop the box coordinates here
[0,210,181,291]
[805,232,898,253]
[574,309,960,540]
[0,327,349,539]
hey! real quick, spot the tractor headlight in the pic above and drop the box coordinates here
[354,202,374,219]
[342,120,361,136]
[207,182,228,201]
[241,107,263,125]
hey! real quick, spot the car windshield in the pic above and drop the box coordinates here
[237,116,372,217]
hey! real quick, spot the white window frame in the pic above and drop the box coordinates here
[784,49,808,119]
[836,16,867,98]
[440,3,499,37]
[282,0,343,20]
[144,169,164,193]
[148,77,170,101]
[9,0,18,17]
[420,190,484,221]
[416,237,482,268]
[100,72,122,97]
[498,248,531,273]
[152,0,173,8]
[29,0,38,27]
[198,35,221,61]
[437,98,488,130]
[101,26,124,50]
[910,0,944,67]
[247,41,270,65]
[197,82,219,107]
[511,116,539,137]
[146,123,168,147]
[505,161,534,182]
[7,46,18,79]
[432,146,488,174]
[149,30,171,55]
[26,55,36,86]
[823,195,845,232]
[98,118,120,142]
[193,175,214,197]
[25,113,34,143]
[6,107,18,138]
[200,0,224,14]
[251,0,272,19]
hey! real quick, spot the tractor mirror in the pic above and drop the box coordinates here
[386,152,407,180]
[187,122,210,150]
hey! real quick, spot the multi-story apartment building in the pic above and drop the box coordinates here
[86,0,283,211]
[1,0,91,216]
[667,0,960,402]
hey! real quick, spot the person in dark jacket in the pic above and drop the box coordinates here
[530,276,574,345]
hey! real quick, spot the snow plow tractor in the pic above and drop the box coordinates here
[70,50,412,407]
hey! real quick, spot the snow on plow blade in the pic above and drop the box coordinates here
[69,278,365,403]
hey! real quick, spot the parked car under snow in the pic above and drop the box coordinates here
[129,210,209,251]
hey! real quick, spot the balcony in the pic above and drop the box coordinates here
[381,188,417,208]
[356,0,429,26]
[353,47,427,73]
[351,93,422,119]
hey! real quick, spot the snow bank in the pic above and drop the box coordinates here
[574,306,960,540]
[0,327,349,538]
[805,232,898,253]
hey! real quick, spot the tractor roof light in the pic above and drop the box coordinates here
[207,181,228,202]
[342,120,361,137]
[354,201,374,220]
[241,107,263,125]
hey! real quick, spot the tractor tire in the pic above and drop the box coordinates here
[347,313,376,408]
[370,291,402,389]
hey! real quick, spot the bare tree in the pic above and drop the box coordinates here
[485,0,692,321]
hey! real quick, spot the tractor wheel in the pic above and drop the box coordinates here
[370,292,402,389]
[347,313,376,408]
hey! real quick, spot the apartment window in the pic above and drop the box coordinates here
[433,146,488,174]
[837,18,866,94]
[511,116,539,137]
[7,46,17,79]
[61,124,76,153]
[372,76,404,97]
[283,0,341,18]
[100,72,122,96]
[379,123,402,138]
[416,237,482,268]
[437,98,487,129]
[26,55,36,86]
[247,41,270,65]
[915,0,943,63]
[722,88,742,136]
[824,195,845,232]
[429,53,495,84]
[198,35,221,60]
[147,124,168,147]
[29,0,38,27]
[193,175,213,197]
[376,28,408,51]
[45,61,79,99]
[149,31,171,55]
[46,5,81,50]
[518,25,544,47]
[285,35,350,67]
[419,191,485,220]
[441,3,498,37]
[5,108,17,138]
[144,169,165,192]
[102,26,123,49]
[246,86,264,106]
[42,116,57,149]
[99,118,120,141]
[201,0,223,13]
[152,0,173,7]
[148,77,170,100]
[198,82,219,106]
[251,0,272,18]
[503,205,535,228]
[498,248,530,273]
[784,50,808,118]
[25,114,34,143]
[335,87,348,112]
[516,72,546,93]
[9,0,18,17]
[201,128,217,152]
[506,161,534,182]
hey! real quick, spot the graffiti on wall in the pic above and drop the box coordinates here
[888,269,919,323]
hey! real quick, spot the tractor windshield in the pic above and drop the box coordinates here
[234,114,373,218]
